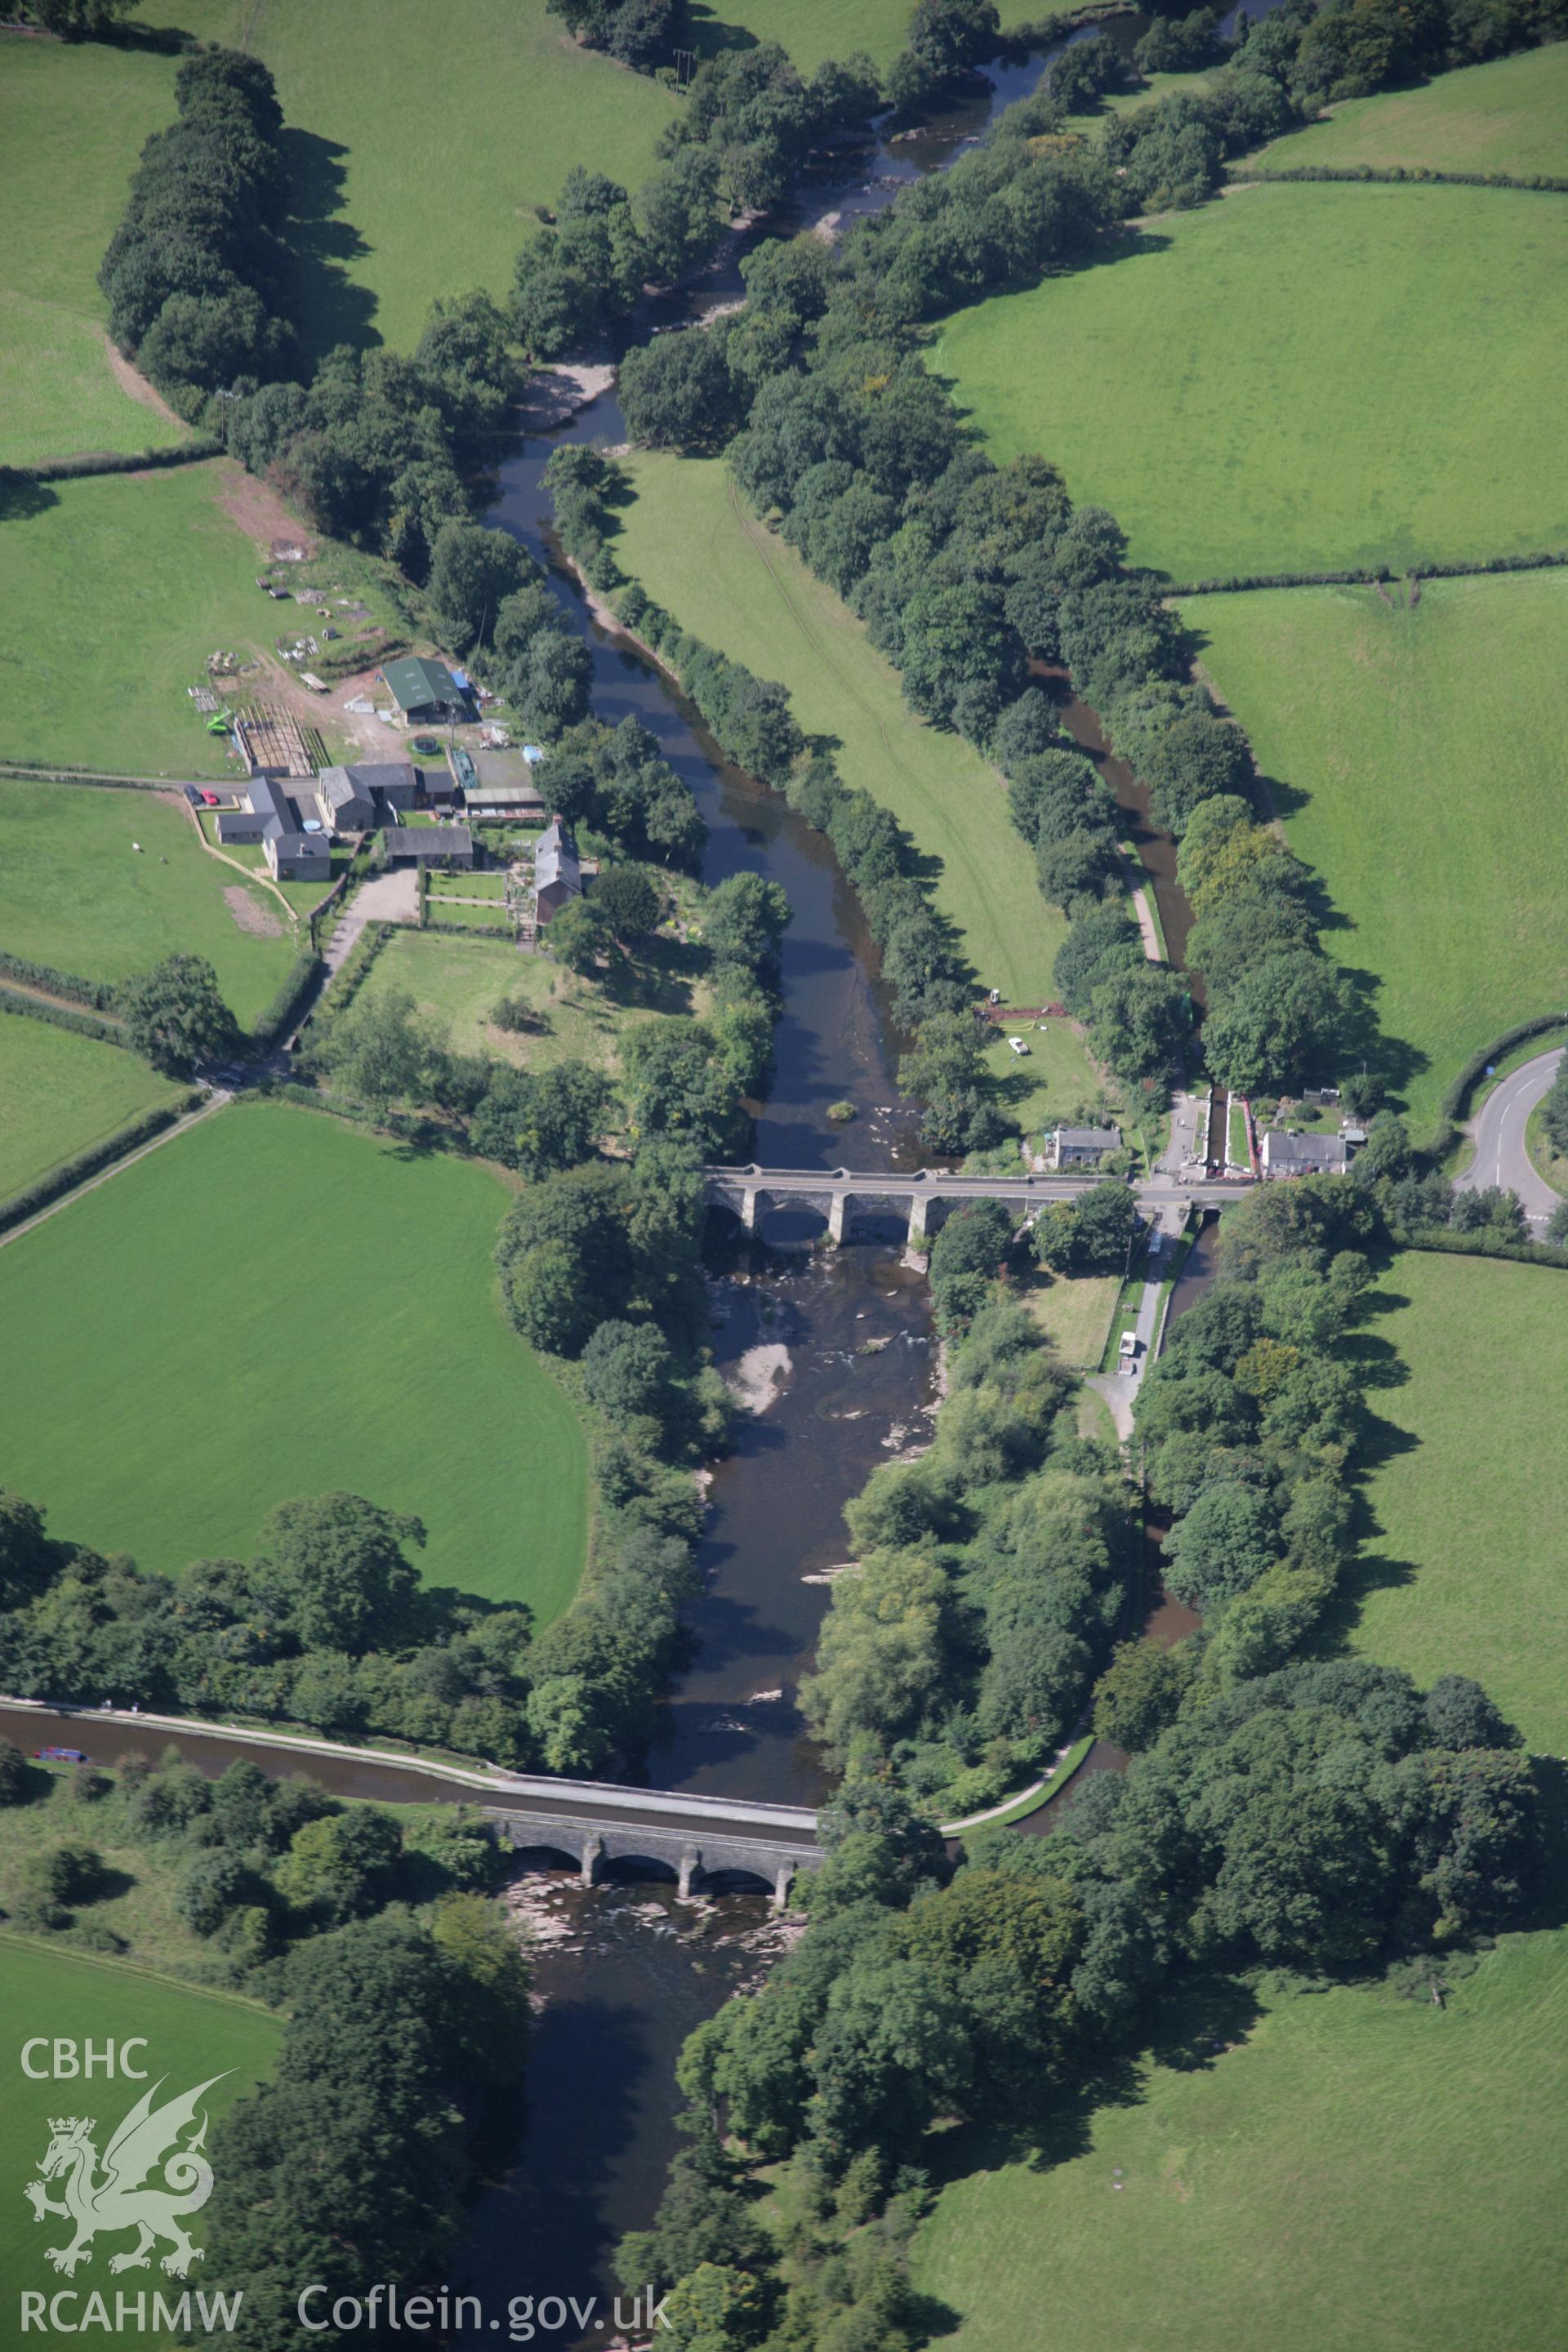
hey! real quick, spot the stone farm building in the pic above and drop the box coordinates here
[216,774,329,881]
[314,761,418,831]
[383,824,474,870]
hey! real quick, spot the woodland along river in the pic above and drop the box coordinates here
[13,26,1242,2340]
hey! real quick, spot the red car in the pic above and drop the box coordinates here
[200,791,220,807]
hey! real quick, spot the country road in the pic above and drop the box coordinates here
[1457,1046,1564,1225]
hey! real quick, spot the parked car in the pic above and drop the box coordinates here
[183,785,203,806]
[200,791,220,807]
[1007,1036,1030,1057]
[35,1746,88,1763]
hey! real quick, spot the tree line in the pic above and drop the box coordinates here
[99,49,295,414]
[601,51,1348,1107]
[0,1738,529,2351]
[97,48,525,577]
[615,1172,1542,2345]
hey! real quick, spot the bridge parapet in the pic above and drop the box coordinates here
[492,1806,818,1911]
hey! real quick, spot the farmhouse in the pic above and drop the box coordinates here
[314,761,421,835]
[534,816,582,924]
[383,824,474,870]
[216,775,330,881]
[1261,1129,1352,1178]
[1046,1124,1121,1169]
[381,657,471,726]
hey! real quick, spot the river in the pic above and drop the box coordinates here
[11,31,1232,2339]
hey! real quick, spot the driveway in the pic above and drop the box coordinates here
[1457,1046,1564,1226]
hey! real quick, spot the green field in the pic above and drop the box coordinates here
[0,1101,590,1615]
[0,462,281,779]
[934,181,1568,579]
[912,1922,1568,2352]
[0,780,300,1029]
[0,1010,181,1205]
[616,452,1088,1027]
[1187,572,1568,1137]
[0,38,189,464]
[1338,1252,1568,1755]
[1253,42,1568,178]
[2,1936,278,2347]
[165,0,678,356]
[0,291,185,470]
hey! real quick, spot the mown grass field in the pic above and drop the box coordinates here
[0,38,189,465]
[1253,41,1568,177]
[1338,1252,1568,1755]
[0,1011,181,1205]
[1021,1267,1122,1367]
[615,452,1085,1024]
[0,462,278,779]
[167,0,678,357]
[0,1101,590,1616]
[1188,572,1568,1138]
[934,181,1568,579]
[911,1922,1568,2352]
[0,781,298,1029]
[2,1936,278,2348]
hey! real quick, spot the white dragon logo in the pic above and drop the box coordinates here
[24,2074,229,2278]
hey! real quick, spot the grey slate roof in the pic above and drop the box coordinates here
[316,766,368,811]
[1054,1125,1120,1150]
[1262,1129,1349,1169]
[535,816,581,895]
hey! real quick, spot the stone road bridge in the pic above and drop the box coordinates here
[704,1162,1248,1243]
[486,1774,822,1910]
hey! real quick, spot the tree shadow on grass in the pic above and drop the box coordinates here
[688,2,761,61]
[279,129,380,369]
[919,1968,1265,2334]
[0,474,59,525]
